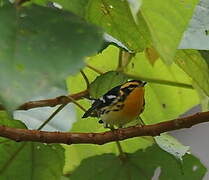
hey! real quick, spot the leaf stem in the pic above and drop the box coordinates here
[115,140,127,160]
[38,103,67,130]
[67,96,87,112]
[124,73,193,89]
[80,70,90,89]
[117,49,123,71]
[110,126,127,160]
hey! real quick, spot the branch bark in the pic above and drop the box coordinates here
[17,90,88,110]
[0,111,209,145]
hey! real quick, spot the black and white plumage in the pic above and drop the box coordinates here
[82,85,121,118]
[82,80,146,127]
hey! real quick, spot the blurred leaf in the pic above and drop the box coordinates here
[179,0,209,49]
[175,50,209,97]
[0,111,65,180]
[141,0,199,64]
[145,46,159,65]
[154,133,190,161]
[89,71,128,98]
[0,4,103,111]
[127,52,199,124]
[70,145,206,180]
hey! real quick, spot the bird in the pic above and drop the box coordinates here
[82,80,146,128]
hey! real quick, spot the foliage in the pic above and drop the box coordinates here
[0,111,65,179]
[70,145,206,180]
[0,0,208,179]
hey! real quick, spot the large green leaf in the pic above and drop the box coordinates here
[0,111,65,179]
[141,0,199,63]
[175,50,209,97]
[70,145,206,180]
[0,4,103,111]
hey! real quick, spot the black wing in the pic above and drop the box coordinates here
[82,84,121,118]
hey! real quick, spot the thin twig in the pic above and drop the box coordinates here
[115,140,127,160]
[110,126,127,159]
[80,70,90,89]
[38,103,67,130]
[18,90,89,110]
[0,111,208,145]
[66,96,87,112]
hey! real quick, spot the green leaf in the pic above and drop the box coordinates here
[175,50,209,97]
[141,0,199,64]
[0,142,64,180]
[86,0,151,52]
[70,145,206,180]
[0,112,65,180]
[126,52,199,124]
[192,80,209,111]
[0,4,103,111]
[0,111,26,128]
[89,71,128,98]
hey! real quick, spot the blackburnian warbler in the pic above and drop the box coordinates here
[82,80,146,128]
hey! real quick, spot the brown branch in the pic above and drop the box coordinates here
[0,111,209,145]
[17,90,89,110]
